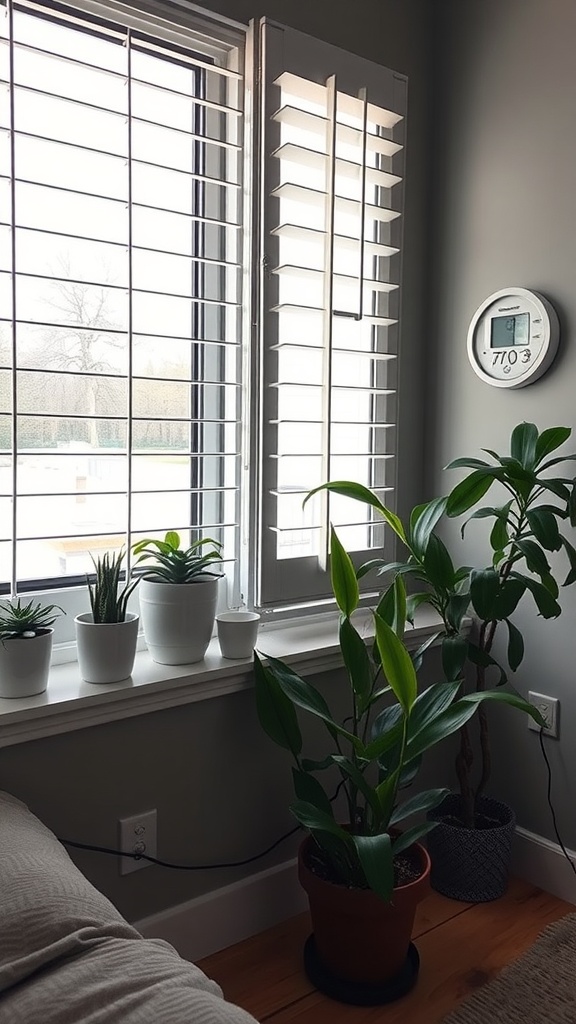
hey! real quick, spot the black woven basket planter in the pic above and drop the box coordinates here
[426,794,516,903]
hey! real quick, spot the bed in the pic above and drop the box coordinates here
[0,790,259,1023]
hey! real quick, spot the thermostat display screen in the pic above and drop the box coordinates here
[490,312,530,348]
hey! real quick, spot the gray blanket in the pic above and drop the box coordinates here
[0,791,259,1024]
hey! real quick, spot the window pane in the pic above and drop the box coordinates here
[3,0,243,600]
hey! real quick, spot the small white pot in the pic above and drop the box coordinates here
[75,612,139,684]
[0,629,53,699]
[139,575,220,665]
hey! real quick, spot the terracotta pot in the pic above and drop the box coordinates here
[298,836,431,985]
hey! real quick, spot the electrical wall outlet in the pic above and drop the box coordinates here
[118,809,157,875]
[527,691,560,739]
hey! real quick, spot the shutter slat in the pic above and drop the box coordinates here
[271,182,400,223]
[272,142,402,189]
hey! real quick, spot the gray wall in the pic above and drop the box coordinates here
[430,0,576,843]
[0,0,435,922]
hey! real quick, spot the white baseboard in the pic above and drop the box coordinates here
[513,826,576,905]
[132,828,576,966]
[132,857,308,962]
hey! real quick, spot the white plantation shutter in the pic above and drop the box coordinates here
[0,0,245,598]
[255,20,407,610]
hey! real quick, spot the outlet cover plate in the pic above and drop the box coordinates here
[527,691,559,739]
[119,809,157,875]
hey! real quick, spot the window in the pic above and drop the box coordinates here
[0,3,406,629]
[0,0,244,614]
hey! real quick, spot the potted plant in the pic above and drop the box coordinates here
[312,422,576,901]
[254,523,542,1003]
[0,598,63,698]
[132,531,223,665]
[75,549,141,684]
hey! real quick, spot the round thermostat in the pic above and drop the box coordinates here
[467,288,560,389]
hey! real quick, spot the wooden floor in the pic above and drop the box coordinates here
[198,878,573,1023]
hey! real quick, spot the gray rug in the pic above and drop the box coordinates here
[443,913,576,1023]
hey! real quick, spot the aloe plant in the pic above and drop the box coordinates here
[0,598,63,640]
[87,549,140,624]
[254,524,543,902]
[308,422,576,829]
[132,531,223,583]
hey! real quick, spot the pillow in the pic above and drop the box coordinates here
[0,790,259,1024]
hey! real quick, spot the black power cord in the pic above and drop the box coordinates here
[60,780,347,871]
[538,725,576,878]
[61,823,302,870]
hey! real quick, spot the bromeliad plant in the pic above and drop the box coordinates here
[132,531,223,583]
[87,549,140,624]
[254,524,543,902]
[309,422,576,830]
[0,598,63,641]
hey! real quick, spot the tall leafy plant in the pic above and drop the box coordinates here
[254,524,543,902]
[309,423,576,829]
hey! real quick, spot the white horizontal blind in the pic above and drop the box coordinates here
[257,20,407,610]
[0,0,244,594]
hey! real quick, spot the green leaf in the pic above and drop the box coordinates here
[409,497,448,559]
[406,680,462,743]
[470,568,500,620]
[391,822,438,857]
[459,688,545,727]
[570,483,576,528]
[373,613,417,714]
[404,699,484,762]
[444,457,492,470]
[412,631,443,673]
[351,832,394,902]
[262,653,358,747]
[492,578,525,619]
[304,481,407,543]
[389,787,450,827]
[460,504,509,539]
[535,426,572,465]
[514,539,551,577]
[330,527,359,617]
[446,470,498,517]
[301,755,334,772]
[423,534,456,590]
[445,592,471,632]
[164,530,180,549]
[467,641,507,685]
[560,534,576,586]
[510,573,561,618]
[253,652,303,757]
[339,617,371,712]
[331,755,382,821]
[541,478,570,502]
[441,635,468,681]
[526,509,562,552]
[290,800,347,840]
[406,592,433,624]
[292,768,332,816]
[490,516,508,553]
[374,576,408,639]
[510,422,538,470]
[505,619,524,671]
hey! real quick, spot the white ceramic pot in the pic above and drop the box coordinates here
[75,612,139,684]
[0,629,53,698]
[139,575,220,665]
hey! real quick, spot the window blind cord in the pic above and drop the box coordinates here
[538,725,576,878]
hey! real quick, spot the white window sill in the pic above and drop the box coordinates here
[0,608,445,749]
